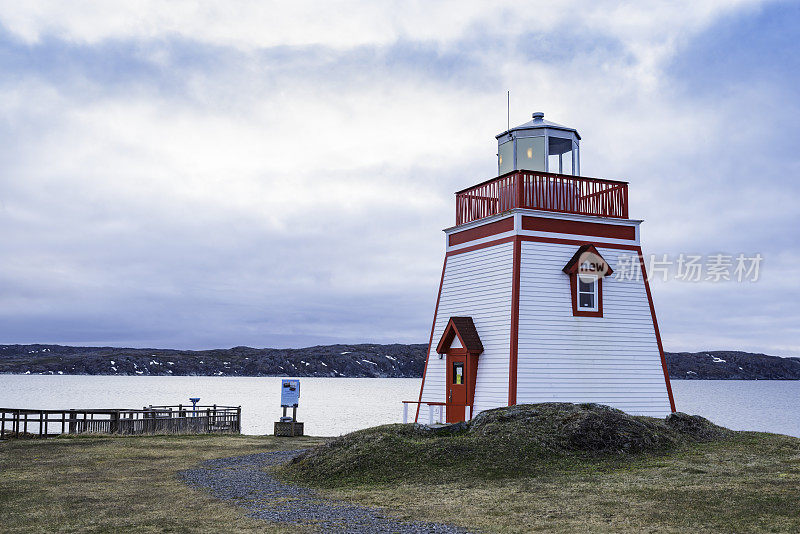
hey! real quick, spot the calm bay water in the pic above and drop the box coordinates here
[0,375,797,437]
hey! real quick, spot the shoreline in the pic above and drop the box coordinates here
[1,371,798,380]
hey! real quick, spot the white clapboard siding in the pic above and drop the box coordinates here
[420,242,513,414]
[517,242,672,417]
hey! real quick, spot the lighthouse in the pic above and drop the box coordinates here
[414,112,675,423]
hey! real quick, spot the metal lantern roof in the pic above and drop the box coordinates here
[496,111,581,140]
[495,112,581,176]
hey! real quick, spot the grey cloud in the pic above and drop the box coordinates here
[0,4,798,356]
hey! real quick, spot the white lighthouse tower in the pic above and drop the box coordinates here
[414,112,675,424]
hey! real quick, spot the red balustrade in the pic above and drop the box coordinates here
[455,170,628,225]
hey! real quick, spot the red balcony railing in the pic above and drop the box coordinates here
[455,170,628,225]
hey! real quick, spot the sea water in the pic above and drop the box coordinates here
[0,375,797,437]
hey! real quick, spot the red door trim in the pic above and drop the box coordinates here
[637,247,677,413]
[446,350,468,423]
[508,236,521,405]
[414,256,447,423]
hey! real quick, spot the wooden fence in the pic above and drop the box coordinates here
[0,404,241,438]
[455,170,629,225]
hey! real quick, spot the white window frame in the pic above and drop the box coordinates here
[576,273,599,312]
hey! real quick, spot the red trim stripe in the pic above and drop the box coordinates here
[521,215,636,240]
[415,256,447,422]
[508,237,521,405]
[449,217,514,246]
[447,234,639,258]
[517,235,640,250]
[447,236,516,256]
[637,247,677,413]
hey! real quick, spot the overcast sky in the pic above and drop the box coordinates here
[0,1,798,355]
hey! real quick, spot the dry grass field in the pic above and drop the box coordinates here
[0,434,325,533]
[319,432,800,533]
[281,405,800,533]
[2,409,799,534]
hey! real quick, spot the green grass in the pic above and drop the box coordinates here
[280,403,735,486]
[0,433,326,533]
[2,407,799,533]
[308,432,800,533]
[278,404,800,533]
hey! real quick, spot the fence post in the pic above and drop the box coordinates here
[206,408,211,433]
[622,184,629,218]
[0,410,5,439]
[110,411,120,433]
[236,406,241,433]
[68,410,77,434]
[39,411,45,437]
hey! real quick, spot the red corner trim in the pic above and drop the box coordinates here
[508,236,521,406]
[415,256,447,422]
[637,247,677,413]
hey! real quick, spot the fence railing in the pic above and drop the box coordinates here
[455,170,628,225]
[401,400,472,425]
[0,404,241,438]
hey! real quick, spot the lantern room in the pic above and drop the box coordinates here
[496,112,581,176]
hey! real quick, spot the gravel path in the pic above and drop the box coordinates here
[180,450,470,533]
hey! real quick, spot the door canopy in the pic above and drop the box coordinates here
[436,316,484,356]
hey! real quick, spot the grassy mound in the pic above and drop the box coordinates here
[281,403,732,486]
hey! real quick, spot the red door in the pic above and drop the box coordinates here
[446,352,467,423]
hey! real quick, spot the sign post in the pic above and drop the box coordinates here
[274,379,304,437]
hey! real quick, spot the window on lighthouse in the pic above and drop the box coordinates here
[452,362,464,385]
[498,141,514,175]
[548,136,574,175]
[577,274,598,311]
[516,137,545,171]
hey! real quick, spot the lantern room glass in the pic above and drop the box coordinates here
[548,136,574,175]
[498,140,514,175]
[516,136,545,172]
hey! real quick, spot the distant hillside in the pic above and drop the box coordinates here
[665,351,800,380]
[0,344,798,380]
[0,344,427,378]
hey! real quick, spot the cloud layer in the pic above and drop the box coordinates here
[0,1,798,355]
